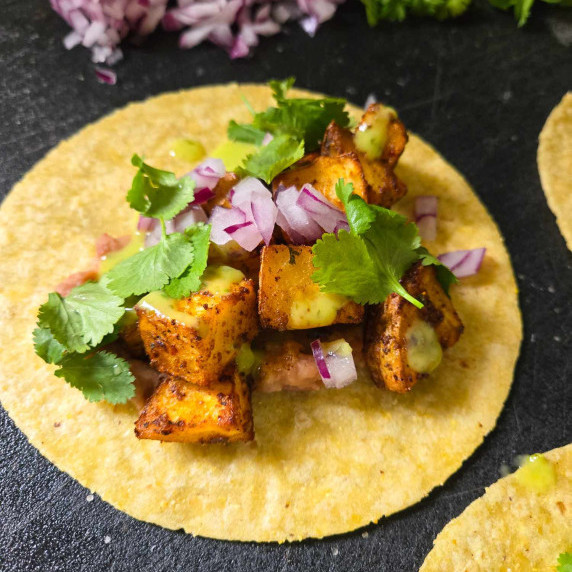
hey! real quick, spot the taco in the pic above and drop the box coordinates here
[538,92,572,250]
[0,82,522,542]
[421,444,572,571]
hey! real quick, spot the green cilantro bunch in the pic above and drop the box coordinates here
[361,0,571,27]
[33,156,211,403]
[312,179,457,308]
[228,78,351,183]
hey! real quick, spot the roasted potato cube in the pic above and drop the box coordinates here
[258,245,364,330]
[321,118,408,208]
[135,366,254,443]
[365,262,463,393]
[356,104,408,167]
[208,241,261,282]
[136,270,258,385]
[203,172,239,215]
[272,154,368,211]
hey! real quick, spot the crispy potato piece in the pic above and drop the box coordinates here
[365,262,463,393]
[136,278,258,385]
[119,319,146,359]
[358,104,408,167]
[272,154,368,211]
[203,172,239,215]
[135,366,254,443]
[258,245,364,330]
[321,118,407,208]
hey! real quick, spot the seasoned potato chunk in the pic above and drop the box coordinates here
[321,114,408,208]
[135,366,254,443]
[365,262,463,393]
[272,154,368,211]
[258,245,364,330]
[136,267,258,385]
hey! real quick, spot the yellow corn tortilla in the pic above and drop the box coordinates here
[538,92,572,250]
[421,444,572,571]
[0,84,522,542]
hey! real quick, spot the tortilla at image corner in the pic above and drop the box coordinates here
[421,444,572,571]
[538,92,572,250]
[0,84,522,542]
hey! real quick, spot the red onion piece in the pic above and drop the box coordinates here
[296,184,348,234]
[230,177,277,246]
[223,220,263,251]
[415,195,438,241]
[311,340,331,379]
[173,205,208,233]
[94,67,117,85]
[209,206,248,246]
[137,216,155,232]
[438,248,486,278]
[312,338,357,389]
[275,186,324,244]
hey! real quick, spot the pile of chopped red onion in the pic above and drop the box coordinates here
[50,0,346,82]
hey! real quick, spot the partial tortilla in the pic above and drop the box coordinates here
[421,444,572,571]
[538,92,572,250]
[0,84,522,542]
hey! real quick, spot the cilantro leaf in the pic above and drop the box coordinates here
[64,283,125,346]
[227,121,266,145]
[37,283,124,353]
[164,224,211,298]
[558,553,572,572]
[229,78,350,183]
[38,292,89,353]
[336,179,377,235]
[238,135,304,184]
[33,327,65,364]
[127,155,195,220]
[314,181,458,307]
[106,232,194,298]
[312,231,381,304]
[417,246,458,294]
[55,351,135,404]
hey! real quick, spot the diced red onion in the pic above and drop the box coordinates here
[311,338,357,389]
[182,157,225,206]
[52,0,345,69]
[173,205,208,233]
[275,186,323,244]
[311,340,330,379]
[137,216,155,232]
[209,206,248,246]
[230,177,277,246]
[224,220,263,251]
[94,67,117,85]
[296,184,348,234]
[415,195,438,241]
[438,248,486,278]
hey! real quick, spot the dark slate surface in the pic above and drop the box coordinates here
[1,1,571,570]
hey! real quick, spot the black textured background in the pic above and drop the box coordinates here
[1,1,571,570]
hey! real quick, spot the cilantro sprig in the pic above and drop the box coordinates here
[229,78,350,183]
[34,157,212,404]
[127,154,196,220]
[312,179,457,308]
